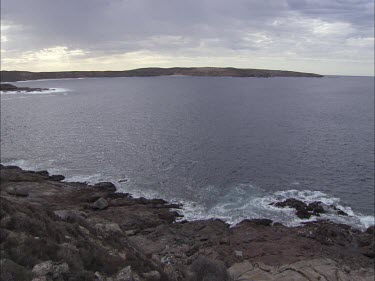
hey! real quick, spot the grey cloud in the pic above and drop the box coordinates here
[1,0,373,74]
[1,0,290,51]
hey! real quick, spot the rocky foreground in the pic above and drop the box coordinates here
[1,67,323,82]
[0,165,373,281]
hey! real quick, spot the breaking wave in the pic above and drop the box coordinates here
[177,185,375,230]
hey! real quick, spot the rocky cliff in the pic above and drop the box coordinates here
[0,165,373,281]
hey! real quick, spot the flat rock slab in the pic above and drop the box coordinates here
[228,258,375,281]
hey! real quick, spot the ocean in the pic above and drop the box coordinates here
[1,76,374,228]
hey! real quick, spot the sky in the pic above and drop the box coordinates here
[1,0,374,76]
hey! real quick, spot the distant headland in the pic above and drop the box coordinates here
[0,67,323,82]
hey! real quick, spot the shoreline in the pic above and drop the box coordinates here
[2,160,373,230]
[1,164,374,280]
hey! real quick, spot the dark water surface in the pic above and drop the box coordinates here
[1,76,374,227]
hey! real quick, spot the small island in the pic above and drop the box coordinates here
[0,83,49,93]
[1,67,323,82]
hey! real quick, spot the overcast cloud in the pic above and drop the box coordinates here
[1,0,374,75]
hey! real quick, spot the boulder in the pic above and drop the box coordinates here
[95,223,123,236]
[188,256,231,281]
[54,210,87,223]
[366,226,375,235]
[0,259,32,281]
[32,261,69,280]
[6,187,29,197]
[91,198,109,210]
[142,270,161,280]
[234,250,243,258]
[114,266,140,281]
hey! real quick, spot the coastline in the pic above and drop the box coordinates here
[0,67,323,82]
[1,165,374,280]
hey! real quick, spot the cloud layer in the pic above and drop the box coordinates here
[1,0,374,75]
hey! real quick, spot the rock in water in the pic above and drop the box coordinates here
[49,174,65,181]
[274,198,307,210]
[337,210,349,216]
[274,199,328,219]
[296,209,312,219]
[35,170,50,177]
[93,182,117,192]
[307,202,325,215]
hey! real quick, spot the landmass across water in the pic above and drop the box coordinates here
[0,67,323,82]
[0,83,50,93]
[1,165,373,280]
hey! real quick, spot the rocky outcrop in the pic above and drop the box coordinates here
[0,165,373,281]
[272,198,350,219]
[0,83,49,92]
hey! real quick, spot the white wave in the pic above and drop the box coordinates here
[176,186,374,230]
[63,173,105,184]
[116,179,161,199]
[1,88,70,95]
[1,159,43,171]
[359,216,375,229]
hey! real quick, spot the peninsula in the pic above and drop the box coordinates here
[0,67,323,82]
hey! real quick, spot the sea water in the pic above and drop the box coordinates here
[1,76,374,228]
